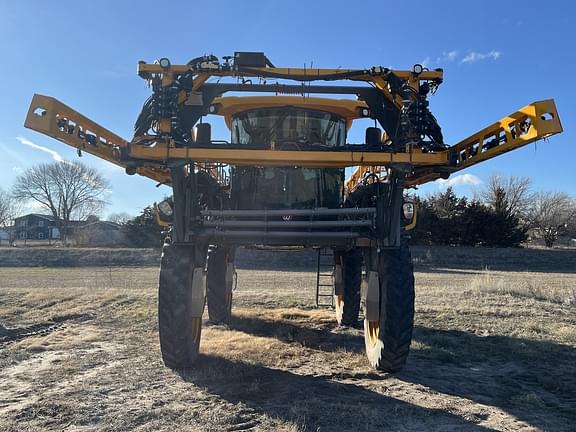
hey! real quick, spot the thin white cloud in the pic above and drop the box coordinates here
[420,50,458,68]
[436,174,482,189]
[17,136,65,163]
[435,50,458,64]
[460,50,502,64]
[421,50,501,68]
[445,50,459,62]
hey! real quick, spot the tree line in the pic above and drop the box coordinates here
[1,161,575,248]
[410,176,576,248]
[0,160,164,247]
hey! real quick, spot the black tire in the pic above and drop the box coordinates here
[334,249,362,327]
[206,246,233,324]
[364,241,415,372]
[158,244,205,369]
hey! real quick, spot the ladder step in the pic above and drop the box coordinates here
[316,248,335,308]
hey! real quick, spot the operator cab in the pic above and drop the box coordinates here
[230,107,346,148]
[208,96,368,210]
[211,95,368,148]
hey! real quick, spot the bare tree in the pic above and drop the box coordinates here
[0,188,22,244]
[526,192,576,247]
[480,175,533,218]
[12,161,109,242]
[0,188,12,227]
[107,212,132,225]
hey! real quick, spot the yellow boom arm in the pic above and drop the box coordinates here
[347,99,562,190]
[25,95,562,188]
[24,95,171,184]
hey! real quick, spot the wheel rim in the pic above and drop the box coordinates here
[365,320,380,347]
[226,292,233,313]
[334,294,343,310]
[191,317,202,341]
[334,294,344,321]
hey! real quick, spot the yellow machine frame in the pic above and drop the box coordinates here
[25,94,562,188]
[24,58,563,192]
[21,54,566,374]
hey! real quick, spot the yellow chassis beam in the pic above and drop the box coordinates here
[137,63,444,109]
[128,146,447,167]
[138,64,444,81]
[25,95,562,187]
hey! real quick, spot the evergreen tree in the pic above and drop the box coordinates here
[411,187,527,247]
[121,206,164,247]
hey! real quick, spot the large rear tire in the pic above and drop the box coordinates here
[364,241,415,372]
[334,249,362,327]
[206,246,233,324]
[158,244,205,369]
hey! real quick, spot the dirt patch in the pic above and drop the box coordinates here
[0,314,95,344]
[0,261,575,431]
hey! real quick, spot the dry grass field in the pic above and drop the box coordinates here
[0,248,575,431]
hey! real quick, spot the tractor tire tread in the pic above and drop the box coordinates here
[338,249,362,327]
[207,246,232,324]
[158,244,201,369]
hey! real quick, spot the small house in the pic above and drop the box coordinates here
[13,214,60,241]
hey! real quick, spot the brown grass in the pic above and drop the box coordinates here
[0,253,575,431]
[469,268,576,306]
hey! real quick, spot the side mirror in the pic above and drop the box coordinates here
[403,201,417,231]
[365,127,382,146]
[195,123,212,145]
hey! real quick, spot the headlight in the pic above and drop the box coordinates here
[158,200,173,218]
[159,58,171,69]
[403,201,417,230]
[412,64,423,74]
[403,202,414,220]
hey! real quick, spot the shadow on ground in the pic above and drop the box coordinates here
[224,313,576,431]
[228,314,365,354]
[403,327,576,429]
[179,354,494,431]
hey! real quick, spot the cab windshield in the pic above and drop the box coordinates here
[231,108,346,147]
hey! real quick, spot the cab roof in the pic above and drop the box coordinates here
[212,96,368,129]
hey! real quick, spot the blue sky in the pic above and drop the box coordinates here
[0,1,573,217]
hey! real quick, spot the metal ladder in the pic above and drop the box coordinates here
[315,248,334,307]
